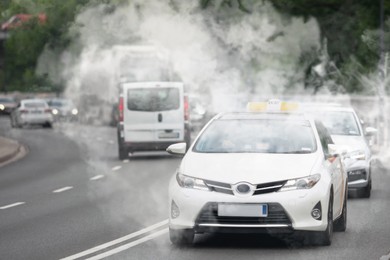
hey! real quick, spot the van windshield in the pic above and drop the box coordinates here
[127,87,180,112]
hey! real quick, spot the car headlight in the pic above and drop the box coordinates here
[52,108,59,115]
[176,173,210,191]
[0,104,4,110]
[348,150,366,160]
[71,108,78,115]
[280,174,321,191]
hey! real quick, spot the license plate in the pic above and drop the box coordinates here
[31,110,42,114]
[158,132,179,139]
[218,203,268,217]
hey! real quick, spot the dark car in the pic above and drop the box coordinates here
[0,96,17,115]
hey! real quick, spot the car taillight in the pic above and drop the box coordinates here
[44,108,51,113]
[119,96,124,122]
[20,109,28,114]
[184,95,189,121]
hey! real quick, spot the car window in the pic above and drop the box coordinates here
[127,87,180,112]
[194,119,317,153]
[24,102,46,108]
[315,120,334,155]
[312,111,360,136]
[0,98,14,103]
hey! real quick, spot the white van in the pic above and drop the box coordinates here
[117,82,191,159]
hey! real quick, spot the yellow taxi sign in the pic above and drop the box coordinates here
[246,102,268,112]
[247,99,300,113]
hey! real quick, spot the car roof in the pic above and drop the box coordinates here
[21,99,47,103]
[215,112,310,121]
[304,105,356,113]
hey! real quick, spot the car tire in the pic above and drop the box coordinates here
[334,185,347,232]
[359,178,371,198]
[169,228,194,246]
[312,193,333,246]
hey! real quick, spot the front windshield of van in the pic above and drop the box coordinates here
[127,87,180,112]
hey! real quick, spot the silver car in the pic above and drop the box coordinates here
[11,99,54,128]
[47,98,78,122]
[307,105,376,198]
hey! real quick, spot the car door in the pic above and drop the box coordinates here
[123,82,184,143]
[316,121,344,218]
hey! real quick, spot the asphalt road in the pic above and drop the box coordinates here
[0,115,389,260]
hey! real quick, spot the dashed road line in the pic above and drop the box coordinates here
[90,175,104,181]
[60,219,168,260]
[0,202,25,210]
[111,166,122,171]
[107,140,115,144]
[96,137,103,141]
[122,159,130,163]
[53,186,73,193]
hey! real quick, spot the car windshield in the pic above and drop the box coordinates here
[312,111,360,136]
[24,102,46,108]
[49,100,71,107]
[0,97,14,103]
[194,119,317,153]
[127,87,180,112]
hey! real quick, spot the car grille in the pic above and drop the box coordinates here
[203,180,287,196]
[195,202,292,226]
[348,169,367,182]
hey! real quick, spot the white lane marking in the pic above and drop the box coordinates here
[52,186,73,193]
[90,175,104,181]
[108,140,114,144]
[96,137,103,141]
[111,165,122,171]
[122,159,129,163]
[86,228,168,260]
[60,219,168,260]
[0,202,25,210]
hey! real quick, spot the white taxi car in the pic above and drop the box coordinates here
[167,101,348,246]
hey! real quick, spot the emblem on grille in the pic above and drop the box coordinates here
[236,184,251,194]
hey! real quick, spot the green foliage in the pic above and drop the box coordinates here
[1,0,89,92]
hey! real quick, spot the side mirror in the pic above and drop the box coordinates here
[166,143,187,156]
[328,144,348,157]
[365,127,378,136]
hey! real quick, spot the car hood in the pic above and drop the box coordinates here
[331,135,368,152]
[180,152,321,184]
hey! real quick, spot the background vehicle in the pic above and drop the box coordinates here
[10,99,53,128]
[117,82,191,160]
[306,104,376,198]
[167,101,348,246]
[47,98,78,122]
[1,13,47,31]
[0,96,17,115]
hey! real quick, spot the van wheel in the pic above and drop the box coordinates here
[118,146,128,160]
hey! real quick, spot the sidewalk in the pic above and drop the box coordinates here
[0,136,23,165]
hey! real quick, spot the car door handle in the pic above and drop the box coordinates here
[158,113,163,122]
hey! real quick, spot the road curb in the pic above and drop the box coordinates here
[0,136,26,167]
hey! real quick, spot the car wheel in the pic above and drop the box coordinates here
[359,178,371,198]
[334,185,347,232]
[169,228,194,246]
[312,193,333,246]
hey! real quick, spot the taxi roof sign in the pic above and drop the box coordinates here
[247,99,300,113]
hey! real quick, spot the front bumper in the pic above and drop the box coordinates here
[345,160,371,189]
[169,178,331,233]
